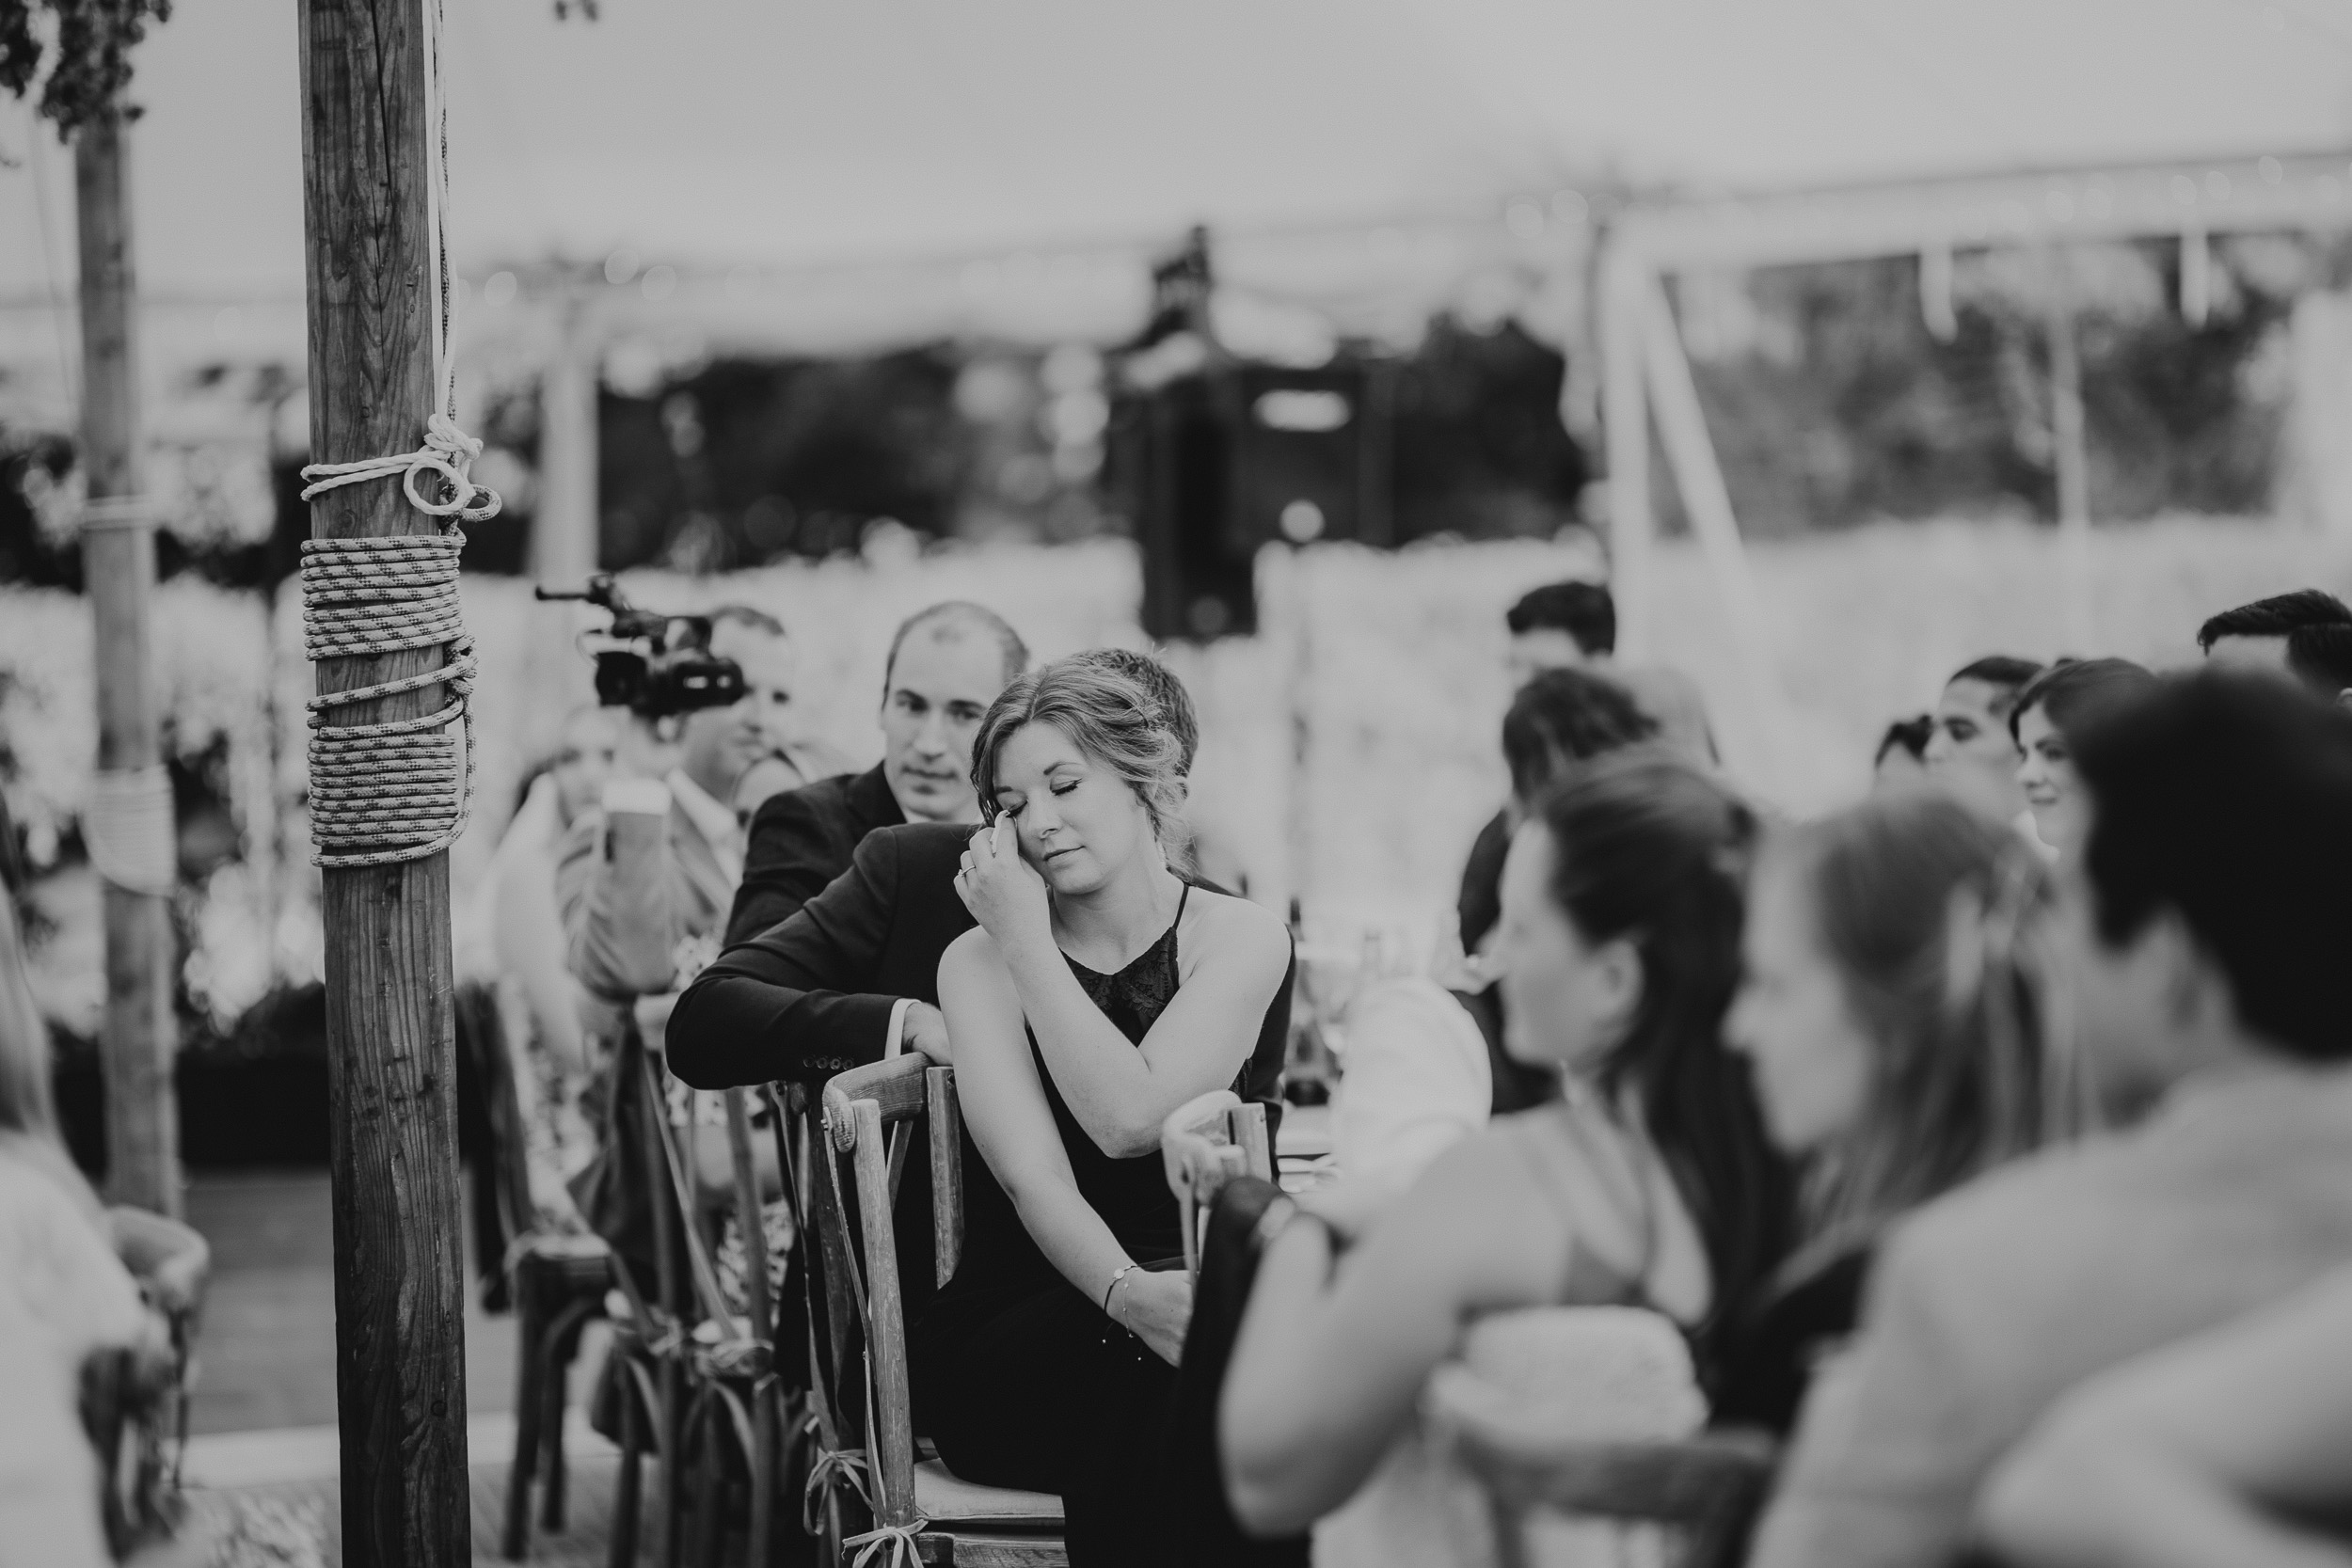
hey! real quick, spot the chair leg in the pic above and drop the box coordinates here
[748,1389,775,1568]
[656,1360,685,1568]
[538,1318,575,1531]
[503,1272,547,1560]
[690,1395,726,1568]
[610,1365,643,1568]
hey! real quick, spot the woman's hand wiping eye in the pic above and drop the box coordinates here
[954,811,1054,943]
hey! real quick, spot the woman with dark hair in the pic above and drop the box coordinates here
[1219,754,1796,1557]
[2010,657,2155,855]
[913,656,1292,1566]
[1718,791,2093,1433]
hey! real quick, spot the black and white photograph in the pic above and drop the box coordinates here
[5,2,2352,1564]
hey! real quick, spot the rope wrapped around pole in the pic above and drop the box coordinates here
[294,0,500,872]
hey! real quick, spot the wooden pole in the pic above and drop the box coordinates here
[74,114,182,1220]
[295,2,470,1563]
[2042,247,2095,651]
[1640,277,1794,798]
[532,295,600,585]
[1599,236,1654,657]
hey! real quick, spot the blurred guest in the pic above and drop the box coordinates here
[2279,623,2352,707]
[1221,755,1795,1544]
[1749,670,2352,1568]
[2196,587,2352,673]
[2197,589,2352,707]
[463,706,614,1233]
[917,658,1292,1566]
[1504,579,1717,766]
[2011,658,2155,859]
[1979,1262,2352,1568]
[1870,714,1933,791]
[1922,656,2042,825]
[557,606,792,1293]
[725,601,1027,945]
[1718,792,2090,1434]
[1456,669,1660,1115]
[0,889,144,1568]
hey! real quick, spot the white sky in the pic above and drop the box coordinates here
[4,0,2351,300]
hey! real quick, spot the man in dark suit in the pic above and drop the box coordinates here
[723,601,1027,946]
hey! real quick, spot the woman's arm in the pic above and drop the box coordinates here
[1977,1265,2352,1568]
[1220,1132,1565,1534]
[959,817,1291,1157]
[938,931,1190,1358]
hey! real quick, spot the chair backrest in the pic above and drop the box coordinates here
[1160,1091,1272,1277]
[818,1055,962,1536]
[1441,1410,1777,1568]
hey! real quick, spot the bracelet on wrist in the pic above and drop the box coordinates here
[1102,1262,1138,1321]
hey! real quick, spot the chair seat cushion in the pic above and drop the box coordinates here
[914,1460,1063,1529]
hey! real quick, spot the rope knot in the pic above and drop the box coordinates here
[804,1446,874,1535]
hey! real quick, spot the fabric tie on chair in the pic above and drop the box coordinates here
[844,1517,928,1567]
[804,1442,875,1534]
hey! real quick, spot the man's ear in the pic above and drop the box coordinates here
[2335,688,2352,711]
[2144,905,2243,1050]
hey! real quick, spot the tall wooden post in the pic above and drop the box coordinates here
[2042,247,2094,651]
[75,115,182,1219]
[1599,235,1654,658]
[532,295,601,585]
[295,2,470,1564]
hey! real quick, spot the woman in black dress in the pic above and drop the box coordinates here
[913,657,1291,1565]
[1717,788,2093,1433]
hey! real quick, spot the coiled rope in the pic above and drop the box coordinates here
[295,0,500,869]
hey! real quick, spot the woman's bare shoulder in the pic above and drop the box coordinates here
[1184,887,1290,957]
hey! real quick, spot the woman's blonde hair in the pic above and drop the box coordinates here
[970,655,1192,870]
[1774,791,2092,1282]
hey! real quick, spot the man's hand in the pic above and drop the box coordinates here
[903,1000,952,1065]
[953,814,1053,948]
[613,710,682,784]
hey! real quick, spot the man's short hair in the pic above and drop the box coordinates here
[2073,670,2352,1064]
[883,602,1028,689]
[1506,581,1615,658]
[2286,624,2352,698]
[1875,714,1934,767]
[1947,656,2043,721]
[1069,647,1200,775]
[2196,589,2352,653]
[708,603,787,638]
[1502,668,1658,803]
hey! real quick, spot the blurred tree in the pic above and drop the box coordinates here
[0,0,171,135]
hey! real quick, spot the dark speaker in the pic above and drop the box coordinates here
[1119,358,1391,642]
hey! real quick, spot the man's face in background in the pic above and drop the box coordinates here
[1923,676,2026,819]
[880,626,1008,823]
[679,620,796,801]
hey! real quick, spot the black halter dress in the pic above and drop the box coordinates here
[911,884,1261,1567]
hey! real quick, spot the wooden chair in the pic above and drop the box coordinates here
[602,1039,798,1568]
[1158,1091,1272,1277]
[816,1055,1067,1566]
[481,999,613,1562]
[1438,1394,1778,1568]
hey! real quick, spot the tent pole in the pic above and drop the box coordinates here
[2042,246,2094,651]
[294,0,470,1563]
[533,291,600,585]
[1599,236,1653,657]
[1640,275,1792,797]
[74,115,183,1220]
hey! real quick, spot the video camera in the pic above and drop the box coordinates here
[534,576,747,720]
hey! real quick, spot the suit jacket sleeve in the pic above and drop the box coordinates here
[1745,1223,1999,1568]
[669,828,905,1089]
[556,808,681,999]
[724,786,844,947]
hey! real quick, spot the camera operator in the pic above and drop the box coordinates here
[555,603,794,1020]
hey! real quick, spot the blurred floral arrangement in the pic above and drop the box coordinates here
[8,521,2352,1047]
